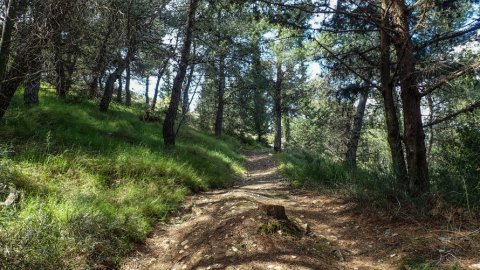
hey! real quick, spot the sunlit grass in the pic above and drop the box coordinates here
[0,87,245,269]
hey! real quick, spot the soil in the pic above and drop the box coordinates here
[121,150,480,270]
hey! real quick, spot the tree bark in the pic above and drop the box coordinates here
[116,74,123,103]
[391,0,429,194]
[125,62,132,106]
[0,0,19,121]
[145,76,150,106]
[162,0,199,146]
[379,0,408,183]
[182,63,195,117]
[345,87,368,167]
[273,62,283,152]
[151,59,169,111]
[214,55,226,137]
[0,0,17,82]
[0,56,28,121]
[99,62,126,112]
[89,14,115,99]
[24,64,41,106]
[54,30,67,99]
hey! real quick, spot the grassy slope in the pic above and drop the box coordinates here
[0,88,245,269]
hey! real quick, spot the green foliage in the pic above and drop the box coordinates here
[0,88,245,269]
[431,117,480,209]
[277,148,406,206]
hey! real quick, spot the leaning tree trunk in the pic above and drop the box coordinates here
[379,0,408,183]
[162,0,199,146]
[391,0,429,195]
[273,62,283,153]
[214,55,226,137]
[0,56,28,120]
[345,87,369,167]
[99,58,128,112]
[151,59,169,111]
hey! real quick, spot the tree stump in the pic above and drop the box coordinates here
[259,204,288,220]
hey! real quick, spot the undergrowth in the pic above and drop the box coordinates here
[276,148,406,208]
[276,147,479,215]
[0,88,245,269]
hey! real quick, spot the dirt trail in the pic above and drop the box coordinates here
[122,150,480,270]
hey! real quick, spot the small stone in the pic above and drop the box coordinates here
[334,250,344,261]
[390,254,396,258]
[470,263,480,269]
[438,236,452,242]
[291,255,297,259]
[232,246,239,252]
[302,223,310,235]
[181,240,189,246]
[179,250,184,254]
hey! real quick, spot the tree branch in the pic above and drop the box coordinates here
[416,21,480,51]
[420,61,480,97]
[423,100,480,128]
[313,38,379,90]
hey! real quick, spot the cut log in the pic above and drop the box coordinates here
[259,204,288,220]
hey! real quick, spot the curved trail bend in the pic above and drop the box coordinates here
[122,150,477,270]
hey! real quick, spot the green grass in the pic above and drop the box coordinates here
[276,148,407,208]
[0,87,245,269]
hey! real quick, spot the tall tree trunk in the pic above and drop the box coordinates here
[0,0,19,121]
[182,63,195,116]
[379,0,408,183]
[54,30,67,99]
[162,0,199,146]
[116,74,123,103]
[391,0,429,194]
[145,76,150,106]
[90,6,116,99]
[284,114,291,143]
[125,62,132,106]
[427,94,434,159]
[273,62,283,152]
[345,87,369,167]
[24,59,42,106]
[214,55,226,137]
[0,0,17,82]
[151,59,169,111]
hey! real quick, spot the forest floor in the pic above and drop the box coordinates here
[121,150,480,270]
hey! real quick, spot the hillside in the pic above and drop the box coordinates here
[0,88,245,269]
